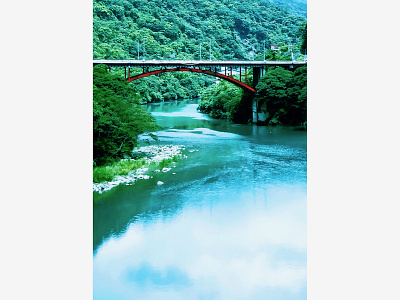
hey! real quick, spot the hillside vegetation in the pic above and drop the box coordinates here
[93,65,160,166]
[268,0,307,19]
[93,0,306,102]
[198,64,307,126]
[93,0,307,168]
[94,0,305,60]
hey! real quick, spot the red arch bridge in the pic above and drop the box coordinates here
[93,59,307,122]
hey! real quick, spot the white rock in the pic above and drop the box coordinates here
[157,181,164,185]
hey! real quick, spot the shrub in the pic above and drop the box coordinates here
[93,158,146,183]
[93,166,116,183]
[93,64,160,166]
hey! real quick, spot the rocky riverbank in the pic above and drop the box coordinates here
[93,145,187,194]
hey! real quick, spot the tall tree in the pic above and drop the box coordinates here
[93,65,160,166]
[297,22,307,55]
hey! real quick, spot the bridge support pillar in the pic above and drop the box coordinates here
[252,98,258,124]
[252,67,261,87]
[252,67,262,124]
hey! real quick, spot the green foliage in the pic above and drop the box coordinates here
[297,22,307,55]
[93,0,306,103]
[93,159,146,182]
[198,80,244,120]
[93,64,160,166]
[93,166,115,182]
[92,0,307,131]
[115,159,147,175]
[155,155,182,170]
[158,158,174,169]
[199,66,307,126]
[268,0,307,19]
[264,49,289,61]
[255,66,307,125]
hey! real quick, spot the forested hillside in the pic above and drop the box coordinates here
[93,0,307,167]
[93,0,306,102]
[93,0,305,60]
[268,0,307,19]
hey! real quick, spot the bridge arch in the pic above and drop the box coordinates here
[127,67,256,93]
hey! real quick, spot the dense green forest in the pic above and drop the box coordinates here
[93,0,307,166]
[94,0,306,60]
[93,65,159,166]
[198,65,307,125]
[255,65,306,125]
[93,0,306,102]
[198,20,307,125]
[268,0,307,19]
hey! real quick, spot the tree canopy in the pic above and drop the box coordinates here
[255,66,307,125]
[198,65,307,126]
[93,0,306,102]
[93,0,307,167]
[94,0,306,61]
[93,65,160,166]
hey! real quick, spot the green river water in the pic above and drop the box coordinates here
[93,100,307,300]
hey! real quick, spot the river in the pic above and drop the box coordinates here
[93,100,307,300]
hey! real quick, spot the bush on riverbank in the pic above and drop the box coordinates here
[198,79,253,123]
[93,159,147,182]
[93,65,161,166]
[255,66,307,126]
[93,145,185,187]
[198,66,307,126]
[198,81,242,119]
[93,156,183,183]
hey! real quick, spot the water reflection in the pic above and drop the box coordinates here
[94,188,306,300]
[125,263,192,288]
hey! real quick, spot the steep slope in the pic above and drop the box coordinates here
[93,0,306,60]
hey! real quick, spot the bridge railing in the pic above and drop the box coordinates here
[93,59,306,68]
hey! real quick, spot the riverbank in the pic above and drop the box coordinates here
[93,145,187,194]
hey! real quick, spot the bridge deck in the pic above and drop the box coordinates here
[93,59,306,68]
